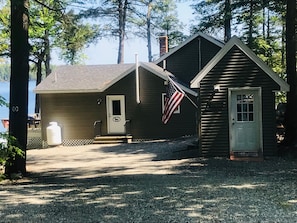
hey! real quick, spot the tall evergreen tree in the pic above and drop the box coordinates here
[190,0,232,40]
[284,0,297,147]
[1,0,101,113]
[7,0,29,175]
[232,0,263,48]
[78,0,134,64]
[55,9,100,64]
[224,0,231,41]
[133,0,185,61]
[0,3,10,59]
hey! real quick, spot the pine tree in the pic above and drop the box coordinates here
[283,0,297,147]
[7,0,29,175]
[132,0,185,61]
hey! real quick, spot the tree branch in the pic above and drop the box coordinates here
[31,0,65,12]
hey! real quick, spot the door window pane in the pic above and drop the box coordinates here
[236,94,254,122]
[237,104,242,112]
[112,100,121,115]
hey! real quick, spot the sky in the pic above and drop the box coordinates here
[52,2,195,65]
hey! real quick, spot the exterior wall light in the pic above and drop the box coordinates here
[97,98,102,105]
[214,84,221,92]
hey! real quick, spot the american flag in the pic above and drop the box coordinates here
[162,76,185,124]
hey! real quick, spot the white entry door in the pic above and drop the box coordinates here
[106,95,126,134]
[229,88,262,152]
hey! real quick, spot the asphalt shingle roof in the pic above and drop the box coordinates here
[35,62,197,96]
[35,64,135,93]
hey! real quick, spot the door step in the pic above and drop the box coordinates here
[93,135,132,144]
[230,151,263,161]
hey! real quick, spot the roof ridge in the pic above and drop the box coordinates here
[154,32,224,64]
[190,36,289,92]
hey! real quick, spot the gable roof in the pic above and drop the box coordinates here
[190,36,290,92]
[154,32,224,64]
[34,64,135,94]
[35,62,197,96]
[140,62,198,96]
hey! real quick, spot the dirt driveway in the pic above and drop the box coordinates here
[1,138,297,223]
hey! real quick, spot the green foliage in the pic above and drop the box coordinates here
[55,10,100,64]
[0,95,8,107]
[0,3,10,58]
[190,0,226,35]
[130,0,186,61]
[29,0,57,55]
[0,63,10,81]
[190,0,288,103]
[0,63,44,81]
[0,132,24,168]
[79,0,185,62]
[1,88,24,173]
[0,0,101,68]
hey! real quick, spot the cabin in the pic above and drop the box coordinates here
[35,33,289,160]
[35,62,197,146]
[190,36,290,160]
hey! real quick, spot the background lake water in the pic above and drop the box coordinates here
[0,81,36,132]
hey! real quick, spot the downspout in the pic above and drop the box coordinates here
[135,54,141,104]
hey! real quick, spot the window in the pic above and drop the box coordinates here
[236,94,254,122]
[162,93,180,114]
[112,100,121,115]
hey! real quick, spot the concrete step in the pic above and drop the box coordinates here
[93,135,132,144]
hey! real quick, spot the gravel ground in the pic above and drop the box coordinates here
[1,137,297,223]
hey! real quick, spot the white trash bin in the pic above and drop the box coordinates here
[46,122,62,146]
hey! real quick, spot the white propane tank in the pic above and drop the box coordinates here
[46,122,62,146]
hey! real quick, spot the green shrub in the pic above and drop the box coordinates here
[0,132,24,169]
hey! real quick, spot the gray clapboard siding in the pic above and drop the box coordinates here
[199,46,280,156]
[157,37,222,85]
[40,68,197,141]
[40,93,104,140]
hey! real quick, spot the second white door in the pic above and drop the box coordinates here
[229,88,262,152]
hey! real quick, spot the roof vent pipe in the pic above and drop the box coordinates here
[162,60,166,71]
[54,72,57,82]
[135,53,141,104]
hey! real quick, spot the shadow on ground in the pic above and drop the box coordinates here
[96,137,200,161]
[1,138,297,223]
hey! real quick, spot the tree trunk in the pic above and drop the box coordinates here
[146,0,153,62]
[117,0,128,64]
[35,58,42,114]
[247,0,254,47]
[281,16,285,68]
[7,0,30,175]
[262,0,269,39]
[284,0,297,146]
[224,0,231,42]
[45,30,51,76]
